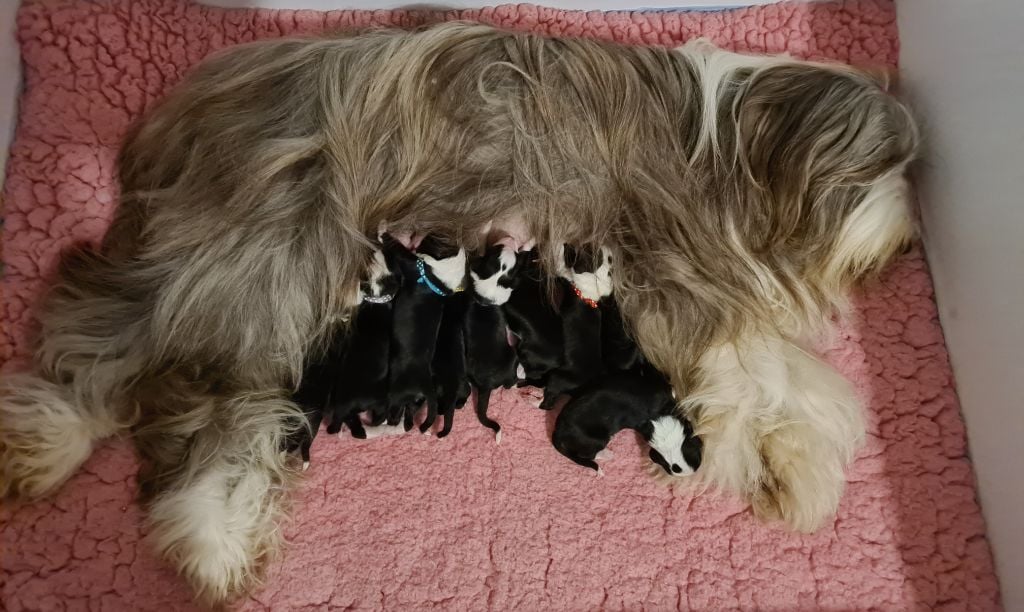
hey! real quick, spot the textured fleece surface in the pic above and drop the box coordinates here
[0,1,1002,610]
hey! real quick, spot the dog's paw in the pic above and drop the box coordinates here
[0,375,113,500]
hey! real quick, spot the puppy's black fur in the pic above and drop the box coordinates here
[540,245,606,409]
[599,250,642,372]
[430,290,471,436]
[387,235,464,431]
[324,240,404,436]
[286,238,403,461]
[502,250,563,387]
[552,365,703,475]
[464,245,520,435]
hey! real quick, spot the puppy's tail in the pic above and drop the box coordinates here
[473,387,501,434]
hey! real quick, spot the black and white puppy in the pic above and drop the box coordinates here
[387,235,467,431]
[464,243,520,439]
[551,366,703,476]
[324,239,403,436]
[502,249,563,388]
[539,244,612,410]
[287,239,402,465]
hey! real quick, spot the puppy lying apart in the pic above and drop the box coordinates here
[388,235,467,431]
[464,243,521,438]
[503,249,563,388]
[552,365,703,476]
[540,245,612,409]
[287,239,402,464]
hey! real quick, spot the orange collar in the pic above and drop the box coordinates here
[572,284,599,309]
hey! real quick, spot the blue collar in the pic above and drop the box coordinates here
[416,258,463,296]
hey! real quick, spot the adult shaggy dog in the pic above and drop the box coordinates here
[0,23,917,603]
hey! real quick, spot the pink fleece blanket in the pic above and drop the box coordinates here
[0,1,1002,610]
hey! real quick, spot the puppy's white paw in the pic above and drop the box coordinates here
[301,461,310,472]
[495,430,502,445]
[516,364,526,380]
[595,449,615,462]
[596,466,605,478]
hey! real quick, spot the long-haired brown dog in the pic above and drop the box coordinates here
[0,23,917,603]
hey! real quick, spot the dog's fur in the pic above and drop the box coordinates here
[0,23,918,603]
[553,366,702,475]
[464,244,521,436]
[503,249,564,387]
[540,245,610,409]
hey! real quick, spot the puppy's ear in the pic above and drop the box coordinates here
[637,420,655,441]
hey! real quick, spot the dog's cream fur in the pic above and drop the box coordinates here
[0,23,917,603]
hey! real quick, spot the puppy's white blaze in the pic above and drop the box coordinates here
[421,248,467,292]
[595,246,614,297]
[365,248,390,298]
[569,271,603,303]
[648,416,695,476]
[823,173,914,287]
[470,246,516,305]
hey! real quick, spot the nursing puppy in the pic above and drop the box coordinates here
[540,245,612,410]
[503,249,563,387]
[325,240,403,434]
[464,243,521,437]
[552,366,703,476]
[286,240,403,460]
[388,236,467,431]
[430,289,471,437]
[599,252,643,372]
[1,23,919,602]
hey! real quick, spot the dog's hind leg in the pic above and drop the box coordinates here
[473,387,500,434]
[345,413,367,439]
[136,386,303,607]
[419,396,439,433]
[436,402,457,438]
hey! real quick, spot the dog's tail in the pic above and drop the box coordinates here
[1,247,147,499]
[473,387,501,434]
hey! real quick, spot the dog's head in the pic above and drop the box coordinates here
[727,60,919,290]
[639,415,702,477]
[470,243,519,306]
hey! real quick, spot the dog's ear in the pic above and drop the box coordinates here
[735,64,917,200]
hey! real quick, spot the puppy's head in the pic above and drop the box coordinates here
[640,415,701,477]
[417,235,467,292]
[470,243,519,305]
[359,245,401,302]
[558,244,613,302]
